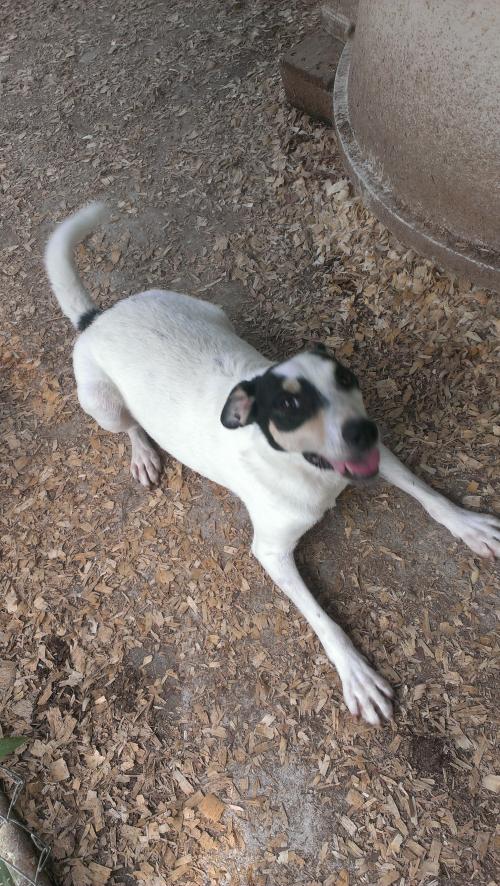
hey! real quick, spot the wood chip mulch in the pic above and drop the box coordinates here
[0,1,498,884]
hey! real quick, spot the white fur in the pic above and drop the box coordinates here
[45,206,500,726]
[45,202,108,327]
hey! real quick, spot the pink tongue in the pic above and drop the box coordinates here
[332,448,380,477]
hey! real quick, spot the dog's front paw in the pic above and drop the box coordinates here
[449,510,500,560]
[338,649,393,726]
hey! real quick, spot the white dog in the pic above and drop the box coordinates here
[45,204,500,725]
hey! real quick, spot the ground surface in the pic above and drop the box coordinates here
[1,2,499,885]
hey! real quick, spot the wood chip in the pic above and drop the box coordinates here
[197,793,225,822]
[482,774,500,793]
[49,758,70,782]
[1,6,498,883]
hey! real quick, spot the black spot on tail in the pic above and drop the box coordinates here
[77,308,101,332]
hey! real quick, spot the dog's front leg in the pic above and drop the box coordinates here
[379,444,500,559]
[251,535,393,725]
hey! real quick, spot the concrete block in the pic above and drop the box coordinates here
[280,32,344,124]
[321,1,358,40]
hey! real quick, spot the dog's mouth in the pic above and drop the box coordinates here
[304,447,380,479]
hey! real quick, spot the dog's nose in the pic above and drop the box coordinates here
[342,418,378,451]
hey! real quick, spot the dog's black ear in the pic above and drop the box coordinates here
[313,342,327,353]
[311,342,333,359]
[221,380,257,429]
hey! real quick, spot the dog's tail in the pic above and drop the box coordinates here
[45,202,108,330]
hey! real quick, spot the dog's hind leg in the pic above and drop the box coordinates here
[74,351,161,487]
[78,378,161,487]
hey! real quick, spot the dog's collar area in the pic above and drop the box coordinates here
[303,452,334,471]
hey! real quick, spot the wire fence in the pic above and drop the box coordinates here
[0,765,55,886]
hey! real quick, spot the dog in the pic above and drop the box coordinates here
[45,203,500,725]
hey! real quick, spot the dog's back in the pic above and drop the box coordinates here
[74,287,270,485]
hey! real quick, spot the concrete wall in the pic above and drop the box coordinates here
[328,0,500,288]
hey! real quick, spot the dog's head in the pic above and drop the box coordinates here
[221,345,380,479]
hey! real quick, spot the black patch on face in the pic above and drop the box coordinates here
[77,308,101,332]
[335,362,359,390]
[253,371,325,443]
[221,368,327,451]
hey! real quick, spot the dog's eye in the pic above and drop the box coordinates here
[275,394,301,411]
[335,364,358,389]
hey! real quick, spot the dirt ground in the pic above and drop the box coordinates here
[1,1,499,885]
